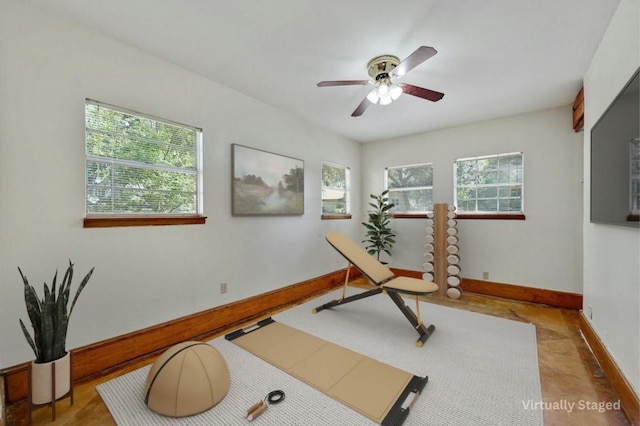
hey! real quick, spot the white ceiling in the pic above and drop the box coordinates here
[28,0,620,143]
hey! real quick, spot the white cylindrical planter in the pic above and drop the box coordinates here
[30,352,71,405]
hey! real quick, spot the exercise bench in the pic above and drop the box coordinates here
[313,232,438,347]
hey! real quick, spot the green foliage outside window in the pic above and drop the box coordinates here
[455,153,523,213]
[322,163,349,215]
[386,163,433,213]
[85,101,201,215]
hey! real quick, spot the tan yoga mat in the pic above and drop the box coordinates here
[225,318,428,426]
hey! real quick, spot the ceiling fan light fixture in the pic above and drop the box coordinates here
[366,89,380,104]
[376,81,391,97]
[373,80,401,106]
[379,95,393,106]
[390,84,402,100]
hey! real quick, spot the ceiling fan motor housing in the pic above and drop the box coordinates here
[367,55,400,81]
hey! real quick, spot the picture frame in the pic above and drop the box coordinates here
[232,144,304,215]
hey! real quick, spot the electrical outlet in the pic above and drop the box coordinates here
[588,305,593,320]
[220,282,227,294]
[482,272,489,280]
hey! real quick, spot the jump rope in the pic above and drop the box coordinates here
[245,390,285,421]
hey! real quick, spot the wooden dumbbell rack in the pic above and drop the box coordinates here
[424,203,462,299]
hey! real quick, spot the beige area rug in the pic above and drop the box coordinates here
[226,318,426,425]
[97,288,543,425]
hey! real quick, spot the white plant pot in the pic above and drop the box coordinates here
[30,352,71,405]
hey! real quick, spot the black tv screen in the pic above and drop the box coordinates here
[590,68,640,227]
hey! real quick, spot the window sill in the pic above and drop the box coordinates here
[321,214,352,220]
[390,213,526,220]
[84,216,207,228]
[390,213,429,219]
[455,213,526,220]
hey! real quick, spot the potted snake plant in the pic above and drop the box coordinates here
[18,260,94,404]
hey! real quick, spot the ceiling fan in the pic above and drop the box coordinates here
[317,46,445,117]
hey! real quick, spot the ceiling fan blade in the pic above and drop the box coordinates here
[317,80,369,87]
[391,46,437,78]
[399,83,444,102]
[351,97,371,117]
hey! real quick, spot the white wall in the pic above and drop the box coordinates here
[0,0,361,368]
[583,0,640,395]
[362,106,584,293]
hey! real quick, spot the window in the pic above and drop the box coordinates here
[385,163,433,214]
[84,100,203,226]
[631,139,640,218]
[454,152,523,214]
[321,162,350,218]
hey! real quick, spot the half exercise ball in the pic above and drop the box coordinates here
[144,341,230,417]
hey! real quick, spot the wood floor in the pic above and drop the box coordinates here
[20,283,631,426]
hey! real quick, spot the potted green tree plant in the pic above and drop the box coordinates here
[362,190,396,263]
[18,260,94,405]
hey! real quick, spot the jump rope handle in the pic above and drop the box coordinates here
[247,402,268,421]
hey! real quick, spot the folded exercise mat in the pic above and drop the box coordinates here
[225,318,427,426]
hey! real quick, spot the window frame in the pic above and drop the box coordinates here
[453,152,525,220]
[83,99,205,228]
[384,162,434,216]
[321,161,351,220]
[629,138,640,221]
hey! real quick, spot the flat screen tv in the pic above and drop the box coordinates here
[590,68,640,227]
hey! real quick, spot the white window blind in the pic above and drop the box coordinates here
[454,152,523,213]
[385,163,434,213]
[85,100,203,216]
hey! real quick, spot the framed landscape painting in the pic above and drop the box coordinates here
[232,144,304,215]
